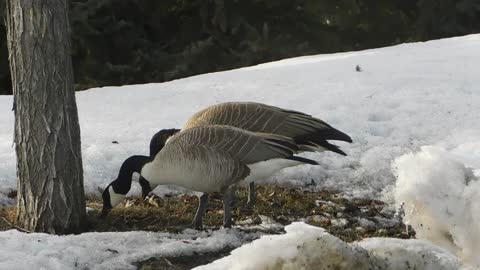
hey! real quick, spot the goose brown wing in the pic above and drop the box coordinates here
[183,102,352,144]
[156,143,250,190]
[168,125,298,165]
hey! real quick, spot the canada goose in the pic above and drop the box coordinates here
[101,125,318,228]
[141,102,352,206]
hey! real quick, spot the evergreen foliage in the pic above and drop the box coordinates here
[0,0,479,95]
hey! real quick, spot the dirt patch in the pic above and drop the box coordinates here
[135,248,232,270]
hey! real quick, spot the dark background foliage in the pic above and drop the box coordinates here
[1,0,479,95]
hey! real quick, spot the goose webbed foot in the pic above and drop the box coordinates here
[246,182,256,209]
[192,193,209,230]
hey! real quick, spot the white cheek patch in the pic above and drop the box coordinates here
[109,188,126,208]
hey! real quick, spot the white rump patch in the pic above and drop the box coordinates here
[245,159,304,183]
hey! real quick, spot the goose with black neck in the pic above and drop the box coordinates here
[100,125,319,228]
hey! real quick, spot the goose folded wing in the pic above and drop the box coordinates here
[157,143,250,191]
[171,125,299,165]
[183,102,351,143]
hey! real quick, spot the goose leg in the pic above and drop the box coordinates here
[192,193,209,229]
[229,186,239,208]
[246,182,256,208]
[223,187,234,228]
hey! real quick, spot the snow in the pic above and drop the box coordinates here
[0,228,258,270]
[357,237,462,270]
[394,146,480,268]
[0,34,479,269]
[197,222,461,270]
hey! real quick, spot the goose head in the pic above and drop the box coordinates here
[100,155,151,218]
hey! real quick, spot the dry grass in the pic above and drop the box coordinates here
[0,186,414,242]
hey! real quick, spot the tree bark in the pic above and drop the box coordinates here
[6,0,86,234]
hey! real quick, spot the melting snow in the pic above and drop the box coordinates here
[0,228,258,270]
[197,222,461,270]
[394,146,480,268]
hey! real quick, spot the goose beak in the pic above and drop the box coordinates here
[142,190,151,200]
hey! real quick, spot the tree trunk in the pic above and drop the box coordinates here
[6,0,86,234]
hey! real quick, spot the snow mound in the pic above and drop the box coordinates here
[394,146,480,268]
[357,238,461,270]
[196,222,460,270]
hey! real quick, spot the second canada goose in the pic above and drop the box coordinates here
[101,125,318,228]
[141,102,352,206]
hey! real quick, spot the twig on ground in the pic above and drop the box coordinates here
[1,216,31,233]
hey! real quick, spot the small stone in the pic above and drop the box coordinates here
[360,207,370,213]
[259,215,279,226]
[276,215,289,223]
[322,212,332,218]
[358,218,376,229]
[377,228,388,235]
[316,200,336,207]
[331,218,349,228]
[253,216,262,224]
[355,226,367,234]
[309,215,329,223]
[235,218,254,226]
[320,204,335,213]
[375,216,400,228]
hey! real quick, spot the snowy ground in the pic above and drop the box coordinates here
[0,34,479,269]
[0,227,259,270]
[198,222,462,270]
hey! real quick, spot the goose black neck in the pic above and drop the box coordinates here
[149,128,181,157]
[112,155,151,195]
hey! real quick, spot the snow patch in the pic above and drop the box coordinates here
[0,228,258,270]
[394,146,480,268]
[197,222,460,270]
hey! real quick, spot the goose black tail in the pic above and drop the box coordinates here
[286,156,319,165]
[266,138,299,154]
[300,139,347,156]
[296,128,353,144]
